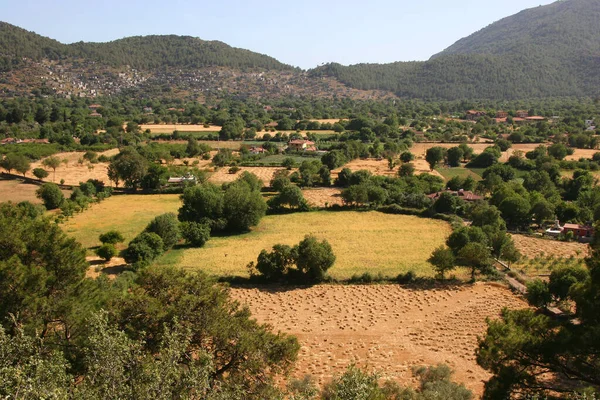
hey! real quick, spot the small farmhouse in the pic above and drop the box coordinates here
[465,110,486,121]
[288,139,317,152]
[545,220,594,241]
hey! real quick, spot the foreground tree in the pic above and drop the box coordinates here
[0,202,88,333]
[477,234,600,398]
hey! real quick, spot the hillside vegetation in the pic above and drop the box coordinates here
[2,0,600,99]
[0,22,292,72]
[311,0,600,99]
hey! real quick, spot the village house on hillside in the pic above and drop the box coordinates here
[287,139,317,152]
[545,220,594,241]
[465,110,486,121]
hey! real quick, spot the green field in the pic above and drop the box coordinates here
[62,194,182,250]
[156,211,451,279]
[241,153,321,166]
[436,167,482,181]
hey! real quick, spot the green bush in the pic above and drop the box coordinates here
[180,221,210,247]
[95,243,117,261]
[35,183,64,210]
[145,213,181,249]
[32,168,49,180]
[99,230,125,245]
[123,232,164,268]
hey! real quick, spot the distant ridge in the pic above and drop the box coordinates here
[1,0,600,100]
[311,0,600,99]
[0,22,292,72]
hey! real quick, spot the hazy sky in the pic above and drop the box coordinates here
[1,0,554,69]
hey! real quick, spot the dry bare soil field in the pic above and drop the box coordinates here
[160,211,452,279]
[231,282,527,396]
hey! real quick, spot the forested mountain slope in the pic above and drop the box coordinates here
[1,0,600,100]
[311,0,600,99]
[0,22,292,72]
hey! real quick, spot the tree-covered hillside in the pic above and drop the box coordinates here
[311,0,600,100]
[432,0,600,59]
[0,22,292,72]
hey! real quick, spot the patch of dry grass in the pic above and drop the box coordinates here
[62,194,181,249]
[0,179,69,204]
[165,211,451,279]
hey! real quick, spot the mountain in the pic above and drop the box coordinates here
[432,0,600,59]
[1,0,600,100]
[312,0,600,100]
[0,22,292,72]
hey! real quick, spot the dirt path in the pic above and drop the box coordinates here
[231,283,527,397]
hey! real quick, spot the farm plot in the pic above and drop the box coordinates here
[140,124,221,133]
[208,166,288,184]
[0,178,70,204]
[333,158,443,179]
[26,149,118,185]
[511,234,589,260]
[160,211,451,279]
[565,148,598,160]
[230,282,527,396]
[62,194,181,250]
[302,188,344,207]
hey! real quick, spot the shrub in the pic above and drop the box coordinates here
[145,213,181,249]
[35,183,64,210]
[228,166,241,174]
[99,230,125,245]
[180,221,210,247]
[32,168,49,180]
[95,243,117,261]
[295,235,336,283]
[123,232,164,267]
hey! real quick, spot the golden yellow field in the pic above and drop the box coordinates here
[62,194,181,249]
[140,124,221,133]
[26,149,119,185]
[161,212,451,279]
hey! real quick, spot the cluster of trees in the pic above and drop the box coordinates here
[248,235,336,283]
[0,202,300,398]
[178,172,267,234]
[476,228,600,398]
[429,202,520,280]
[268,170,310,211]
[36,180,112,219]
[337,169,442,210]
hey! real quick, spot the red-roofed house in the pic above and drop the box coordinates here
[562,223,594,239]
[466,110,486,121]
[496,111,508,119]
[288,139,316,152]
[516,110,529,118]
